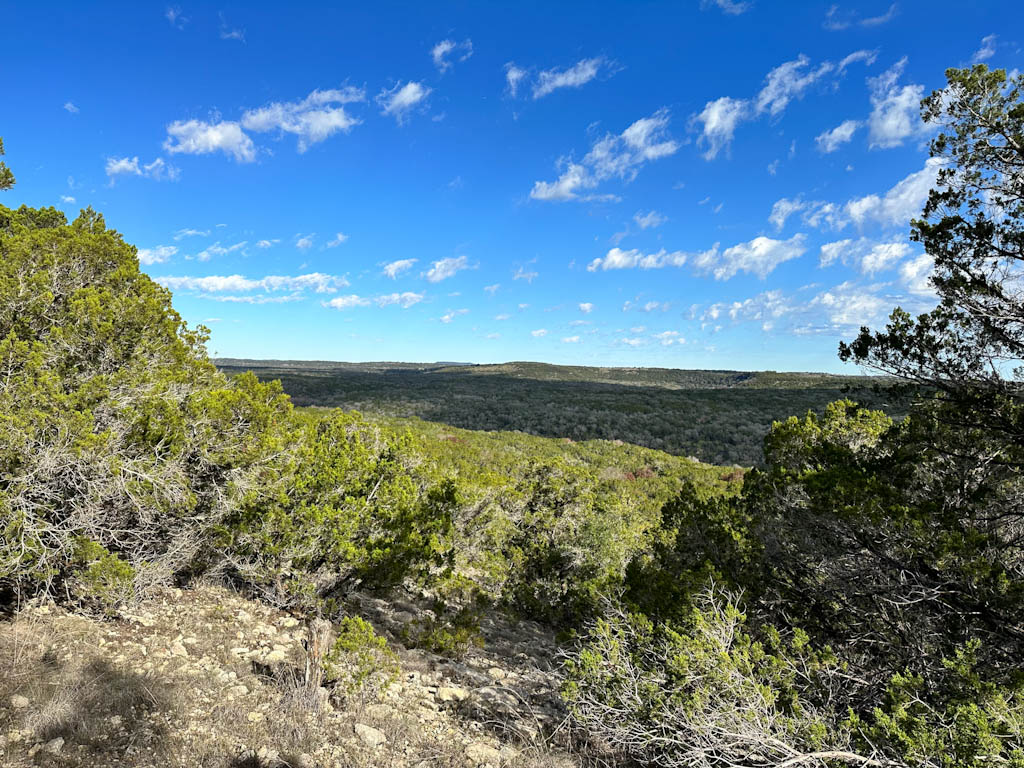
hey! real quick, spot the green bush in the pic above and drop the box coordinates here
[70,538,136,613]
[324,616,399,698]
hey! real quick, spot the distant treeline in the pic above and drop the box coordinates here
[216,360,894,466]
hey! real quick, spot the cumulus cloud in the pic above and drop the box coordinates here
[810,281,890,328]
[440,308,469,323]
[533,57,606,99]
[756,55,834,117]
[562,335,581,343]
[63,101,79,114]
[816,119,860,153]
[240,88,364,152]
[60,195,76,204]
[693,96,749,160]
[654,330,685,345]
[769,197,807,230]
[432,38,473,73]
[164,119,256,162]
[634,210,667,229]
[376,291,424,308]
[579,302,594,313]
[693,234,807,280]
[377,81,431,123]
[137,245,178,265]
[900,253,935,296]
[531,109,678,201]
[868,58,927,149]
[105,156,180,181]
[426,255,469,283]
[845,157,943,227]
[324,295,371,310]
[382,258,417,279]
[530,329,548,337]
[256,239,280,248]
[326,232,349,248]
[587,247,690,272]
[295,234,314,250]
[819,237,914,275]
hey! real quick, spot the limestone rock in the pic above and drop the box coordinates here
[465,741,502,765]
[9,695,29,709]
[437,685,470,703]
[354,723,386,748]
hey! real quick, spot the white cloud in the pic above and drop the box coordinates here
[483,283,500,295]
[505,63,527,97]
[694,234,807,280]
[256,239,280,248]
[426,255,469,283]
[816,119,860,153]
[164,119,256,162]
[174,228,210,240]
[432,38,473,73]
[693,96,749,160]
[562,336,581,343]
[137,245,178,265]
[441,309,469,323]
[530,329,547,337]
[838,49,879,72]
[868,58,927,149]
[824,4,897,30]
[653,330,684,345]
[972,34,997,64]
[105,156,180,181]
[579,302,594,314]
[495,313,511,321]
[241,88,364,152]
[382,258,417,279]
[295,234,314,250]
[811,281,889,327]
[165,6,186,28]
[377,82,431,123]
[63,101,79,114]
[513,266,538,283]
[376,291,424,308]
[324,295,371,310]
[845,157,942,227]
[326,232,349,248]
[158,273,349,294]
[531,109,678,201]
[587,246,689,272]
[756,55,834,117]
[634,210,667,229]
[60,195,75,204]
[533,57,605,99]
[196,241,247,262]
[621,337,646,347]
[769,197,806,230]
[819,237,914,275]
[701,0,750,14]
[900,253,935,296]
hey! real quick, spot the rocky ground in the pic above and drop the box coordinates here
[0,584,581,768]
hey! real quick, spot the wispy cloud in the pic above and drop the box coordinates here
[505,63,527,97]
[195,241,247,262]
[174,228,211,240]
[382,258,417,279]
[157,273,350,295]
[426,255,469,282]
[816,119,860,153]
[164,119,256,162]
[63,101,79,114]
[241,88,364,152]
[867,58,927,149]
[432,38,473,73]
[633,210,667,229]
[533,57,607,99]
[587,247,689,272]
[972,34,997,63]
[325,232,349,248]
[823,3,898,31]
[701,0,751,14]
[531,109,678,201]
[105,156,180,182]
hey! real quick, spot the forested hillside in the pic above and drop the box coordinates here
[217,359,890,466]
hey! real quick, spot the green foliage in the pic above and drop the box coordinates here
[0,137,14,191]
[70,538,136,613]
[220,359,891,466]
[324,615,399,698]
[400,601,485,659]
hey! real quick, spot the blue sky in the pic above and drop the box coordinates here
[4,1,1019,371]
